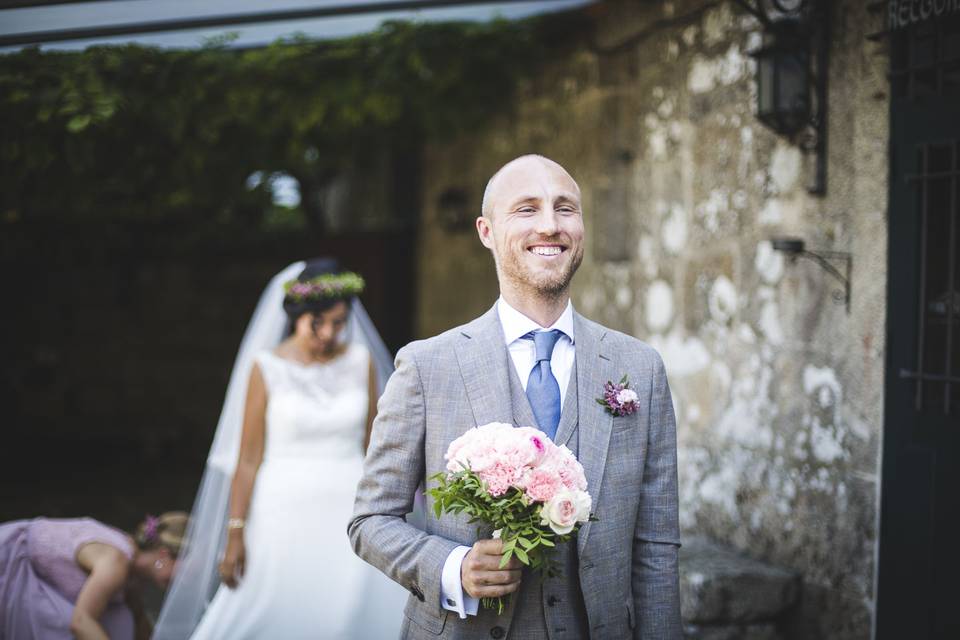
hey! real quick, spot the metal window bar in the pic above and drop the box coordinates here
[905,169,960,181]
[904,142,960,415]
[914,145,929,411]
[888,17,960,100]
[944,142,958,413]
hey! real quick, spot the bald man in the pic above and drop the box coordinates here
[350,155,681,639]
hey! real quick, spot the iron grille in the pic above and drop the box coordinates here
[901,141,960,415]
[890,13,960,100]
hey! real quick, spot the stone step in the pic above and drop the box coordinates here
[680,536,801,626]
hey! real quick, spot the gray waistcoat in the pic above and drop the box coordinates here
[505,357,590,640]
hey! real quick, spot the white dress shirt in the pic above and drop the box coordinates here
[440,297,576,618]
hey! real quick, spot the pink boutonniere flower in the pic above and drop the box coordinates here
[596,375,639,417]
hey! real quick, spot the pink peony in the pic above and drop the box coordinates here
[443,422,586,498]
[525,469,562,503]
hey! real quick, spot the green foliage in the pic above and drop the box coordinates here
[0,18,559,225]
[428,468,581,614]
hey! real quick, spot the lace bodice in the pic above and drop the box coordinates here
[254,343,370,462]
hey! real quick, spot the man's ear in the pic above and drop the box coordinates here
[476,215,494,249]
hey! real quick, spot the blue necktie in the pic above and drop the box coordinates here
[524,329,562,440]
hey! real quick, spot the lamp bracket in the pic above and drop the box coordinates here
[789,248,852,312]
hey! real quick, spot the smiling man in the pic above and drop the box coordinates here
[350,155,681,639]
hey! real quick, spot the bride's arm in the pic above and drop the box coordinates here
[363,355,377,453]
[221,363,267,588]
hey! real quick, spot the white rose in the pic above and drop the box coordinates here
[617,388,639,405]
[540,491,581,535]
[572,490,592,523]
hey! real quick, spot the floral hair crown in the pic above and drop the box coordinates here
[283,271,365,303]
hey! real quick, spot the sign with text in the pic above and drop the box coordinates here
[889,0,960,30]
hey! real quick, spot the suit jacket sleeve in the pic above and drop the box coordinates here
[348,344,459,619]
[632,352,682,639]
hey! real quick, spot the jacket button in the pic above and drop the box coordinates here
[547,595,560,606]
[490,627,505,639]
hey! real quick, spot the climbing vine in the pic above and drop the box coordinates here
[0,16,575,227]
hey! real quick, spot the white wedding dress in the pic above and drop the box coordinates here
[190,343,407,640]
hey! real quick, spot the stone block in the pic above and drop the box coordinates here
[680,536,800,624]
[683,622,782,640]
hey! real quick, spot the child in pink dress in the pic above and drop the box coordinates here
[0,513,186,639]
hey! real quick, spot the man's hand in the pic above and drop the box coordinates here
[461,539,523,599]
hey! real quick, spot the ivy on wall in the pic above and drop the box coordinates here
[0,16,574,228]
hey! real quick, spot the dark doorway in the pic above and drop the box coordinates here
[878,12,960,639]
[0,223,417,529]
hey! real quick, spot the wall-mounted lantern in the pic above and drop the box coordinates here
[771,236,852,312]
[754,20,810,135]
[436,187,473,232]
[737,0,829,194]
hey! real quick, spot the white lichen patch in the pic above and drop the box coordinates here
[709,275,738,323]
[638,234,658,279]
[718,44,747,85]
[687,45,747,94]
[666,40,680,61]
[758,198,783,225]
[645,280,675,333]
[651,330,711,377]
[803,365,842,406]
[800,365,850,464]
[736,322,757,344]
[770,143,803,193]
[658,96,676,119]
[695,189,729,233]
[755,240,785,284]
[759,298,785,346]
[688,56,717,94]
[810,421,846,463]
[703,3,734,47]
[662,202,688,254]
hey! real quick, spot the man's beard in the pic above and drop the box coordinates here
[497,245,583,299]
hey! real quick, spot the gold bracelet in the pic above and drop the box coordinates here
[227,518,246,530]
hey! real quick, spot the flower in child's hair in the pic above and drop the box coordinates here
[143,515,160,542]
[596,375,639,417]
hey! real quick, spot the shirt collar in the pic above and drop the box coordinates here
[496,296,575,346]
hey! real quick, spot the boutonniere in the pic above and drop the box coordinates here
[596,375,639,417]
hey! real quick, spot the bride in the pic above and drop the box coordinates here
[153,258,409,639]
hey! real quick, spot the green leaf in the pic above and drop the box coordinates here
[514,547,529,564]
[66,114,91,132]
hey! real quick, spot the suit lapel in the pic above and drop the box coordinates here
[554,357,579,448]
[455,305,515,427]
[572,312,614,553]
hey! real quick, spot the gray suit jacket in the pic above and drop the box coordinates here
[349,305,681,639]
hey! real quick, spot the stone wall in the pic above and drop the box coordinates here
[416,1,889,637]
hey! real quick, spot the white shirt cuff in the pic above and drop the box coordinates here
[440,545,480,618]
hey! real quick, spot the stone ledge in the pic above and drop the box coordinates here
[683,622,780,640]
[680,536,801,625]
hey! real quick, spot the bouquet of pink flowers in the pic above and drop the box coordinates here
[428,422,594,613]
